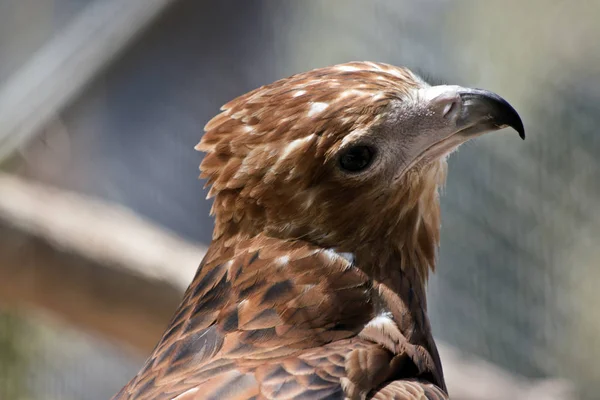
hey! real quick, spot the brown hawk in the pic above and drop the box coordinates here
[114,62,524,399]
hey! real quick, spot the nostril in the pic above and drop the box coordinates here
[442,100,458,118]
[441,97,462,119]
[429,90,462,120]
[419,86,464,119]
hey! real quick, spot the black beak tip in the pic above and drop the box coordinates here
[508,120,525,140]
[476,88,525,140]
[507,116,525,140]
[497,118,525,140]
[486,92,525,140]
[504,107,525,140]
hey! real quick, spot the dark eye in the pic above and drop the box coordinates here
[339,145,375,172]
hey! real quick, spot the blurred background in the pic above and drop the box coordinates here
[0,0,598,399]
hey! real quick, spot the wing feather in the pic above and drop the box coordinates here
[114,235,447,399]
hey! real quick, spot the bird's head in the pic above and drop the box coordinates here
[197,62,523,278]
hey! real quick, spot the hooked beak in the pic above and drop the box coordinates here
[401,85,525,172]
[454,88,525,140]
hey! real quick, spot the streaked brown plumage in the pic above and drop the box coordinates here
[114,62,523,399]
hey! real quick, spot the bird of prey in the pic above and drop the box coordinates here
[114,62,524,400]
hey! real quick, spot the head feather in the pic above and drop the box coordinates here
[197,62,446,280]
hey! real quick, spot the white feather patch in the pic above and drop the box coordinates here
[275,255,291,266]
[307,102,329,117]
[336,65,362,72]
[293,90,307,97]
[340,129,368,147]
[279,135,314,160]
[322,248,355,265]
[171,388,199,400]
[340,89,371,100]
[364,312,394,330]
[359,312,402,353]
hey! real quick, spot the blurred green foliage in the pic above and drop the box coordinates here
[0,312,32,400]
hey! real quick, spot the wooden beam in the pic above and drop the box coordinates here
[0,172,204,351]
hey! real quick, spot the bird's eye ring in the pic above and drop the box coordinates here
[338,145,376,173]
